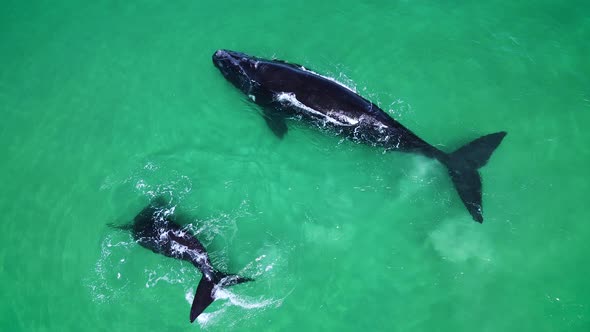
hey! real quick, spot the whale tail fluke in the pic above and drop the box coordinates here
[442,131,507,223]
[189,271,252,323]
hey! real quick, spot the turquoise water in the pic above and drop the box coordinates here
[1,1,589,331]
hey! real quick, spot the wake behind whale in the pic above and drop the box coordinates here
[212,49,506,223]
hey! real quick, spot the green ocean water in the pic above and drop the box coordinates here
[1,0,589,331]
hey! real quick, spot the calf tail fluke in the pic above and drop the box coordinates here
[442,131,507,223]
[189,271,252,323]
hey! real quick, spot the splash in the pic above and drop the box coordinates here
[100,161,194,205]
[145,265,192,288]
[193,250,294,330]
[87,233,134,303]
[301,67,358,93]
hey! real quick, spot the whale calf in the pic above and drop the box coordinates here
[111,197,251,322]
[212,49,506,222]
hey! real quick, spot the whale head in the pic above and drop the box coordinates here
[212,49,259,93]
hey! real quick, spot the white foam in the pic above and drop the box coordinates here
[185,288,195,303]
[87,233,134,303]
[145,266,189,288]
[214,288,278,309]
[196,308,225,327]
[301,67,357,93]
[143,162,159,171]
[186,282,284,330]
[135,179,147,190]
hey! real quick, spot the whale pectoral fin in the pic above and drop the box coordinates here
[262,109,288,139]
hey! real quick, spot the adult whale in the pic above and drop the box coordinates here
[110,197,251,322]
[212,49,506,223]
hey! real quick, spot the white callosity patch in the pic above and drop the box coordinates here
[275,92,357,126]
[326,111,360,125]
[272,68,396,141]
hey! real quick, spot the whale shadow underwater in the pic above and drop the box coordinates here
[110,197,252,322]
[212,49,507,223]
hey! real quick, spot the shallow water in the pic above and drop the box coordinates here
[1,1,589,331]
